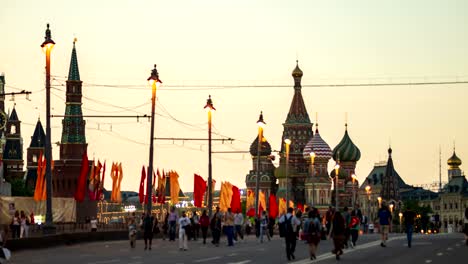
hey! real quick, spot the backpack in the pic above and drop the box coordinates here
[279,215,294,237]
[349,216,359,228]
[307,219,318,236]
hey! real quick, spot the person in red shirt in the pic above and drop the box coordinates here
[199,210,210,244]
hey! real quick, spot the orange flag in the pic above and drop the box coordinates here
[33,152,44,201]
[258,190,267,215]
[219,181,233,212]
[246,189,255,210]
[170,171,180,204]
[279,198,287,215]
[116,163,123,203]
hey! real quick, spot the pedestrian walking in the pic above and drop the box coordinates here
[191,211,200,241]
[342,207,351,248]
[199,210,210,244]
[0,226,11,263]
[403,207,416,248]
[279,207,301,261]
[349,211,360,247]
[259,211,270,243]
[211,207,222,246]
[304,209,321,260]
[234,209,244,241]
[325,206,334,235]
[329,211,346,260]
[162,212,169,240]
[19,211,30,238]
[128,213,138,248]
[463,207,468,246]
[168,206,178,241]
[378,204,392,247]
[178,211,190,251]
[142,212,155,250]
[224,208,235,246]
[11,211,20,239]
[90,216,98,232]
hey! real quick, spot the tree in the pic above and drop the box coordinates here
[10,178,33,197]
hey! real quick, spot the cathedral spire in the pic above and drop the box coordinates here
[68,38,80,81]
[286,61,310,124]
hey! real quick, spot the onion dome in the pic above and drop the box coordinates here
[332,125,361,162]
[292,60,303,78]
[249,136,272,156]
[447,151,462,169]
[303,125,332,161]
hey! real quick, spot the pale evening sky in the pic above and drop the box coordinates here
[1,0,467,194]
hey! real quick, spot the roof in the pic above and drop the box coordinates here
[442,176,468,194]
[332,128,361,162]
[9,108,19,121]
[29,119,46,148]
[68,42,80,81]
[285,62,310,124]
[303,127,332,161]
[360,162,410,190]
[249,135,272,156]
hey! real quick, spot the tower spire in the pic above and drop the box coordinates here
[68,38,80,81]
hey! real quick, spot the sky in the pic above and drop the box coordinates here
[1,0,468,194]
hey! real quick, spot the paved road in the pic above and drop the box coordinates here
[9,233,466,264]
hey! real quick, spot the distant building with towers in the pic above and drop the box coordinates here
[246,61,362,212]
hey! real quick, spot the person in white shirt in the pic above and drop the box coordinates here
[90,216,98,232]
[234,210,244,241]
[178,211,190,251]
[279,207,301,261]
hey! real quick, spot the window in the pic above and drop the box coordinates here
[11,125,16,134]
[455,203,458,209]
[449,203,452,209]
[444,204,447,210]
[32,154,37,162]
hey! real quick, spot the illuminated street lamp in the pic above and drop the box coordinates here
[146,65,162,213]
[41,24,55,233]
[284,138,291,208]
[254,112,266,217]
[310,152,316,205]
[399,212,403,232]
[351,173,357,208]
[389,203,394,213]
[334,163,340,210]
[377,196,382,208]
[365,185,371,220]
[204,95,215,217]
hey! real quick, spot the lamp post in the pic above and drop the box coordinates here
[334,163,340,210]
[351,174,357,208]
[41,24,55,232]
[284,138,291,208]
[204,95,215,217]
[365,185,371,220]
[254,112,266,218]
[310,152,316,206]
[399,212,403,233]
[377,196,382,209]
[146,65,162,213]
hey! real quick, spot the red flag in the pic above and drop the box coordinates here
[157,169,166,204]
[268,194,278,218]
[97,161,106,200]
[230,185,241,213]
[152,170,157,203]
[139,166,146,204]
[246,208,255,217]
[74,152,89,202]
[297,202,304,213]
[193,174,207,207]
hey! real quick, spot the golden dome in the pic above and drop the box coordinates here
[447,151,462,168]
[292,60,303,78]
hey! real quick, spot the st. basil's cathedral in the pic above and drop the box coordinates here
[245,61,361,212]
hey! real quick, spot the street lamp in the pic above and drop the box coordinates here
[389,203,394,213]
[284,138,291,208]
[146,64,162,213]
[310,152,316,205]
[365,185,371,221]
[377,196,382,209]
[204,95,215,217]
[254,111,266,218]
[334,163,340,210]
[351,174,357,208]
[399,212,403,232]
[41,24,55,233]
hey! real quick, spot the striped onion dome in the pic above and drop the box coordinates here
[332,126,361,162]
[303,126,332,161]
